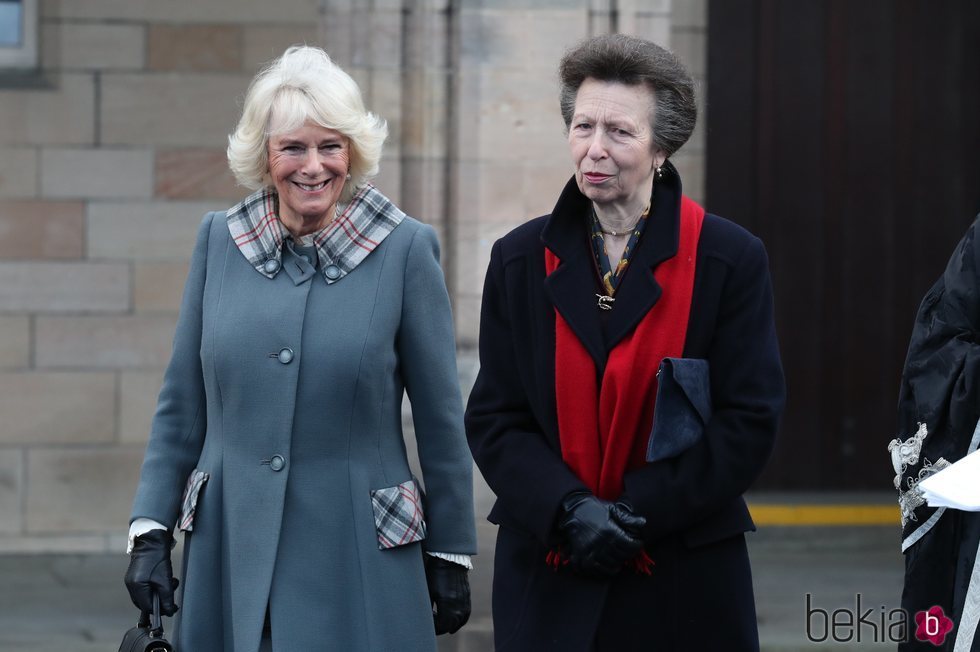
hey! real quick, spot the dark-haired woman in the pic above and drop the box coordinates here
[466,34,785,652]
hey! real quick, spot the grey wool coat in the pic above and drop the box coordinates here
[130,186,477,652]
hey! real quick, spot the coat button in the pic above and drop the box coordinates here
[277,347,294,364]
[269,455,285,472]
[300,254,311,265]
[263,259,281,274]
[324,264,341,280]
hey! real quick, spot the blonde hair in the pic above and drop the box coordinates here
[227,45,388,203]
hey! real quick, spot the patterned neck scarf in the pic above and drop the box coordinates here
[590,203,652,296]
[225,184,405,284]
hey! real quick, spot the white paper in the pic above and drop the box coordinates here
[919,448,980,511]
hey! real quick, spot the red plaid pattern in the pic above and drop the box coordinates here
[370,479,427,550]
[226,184,405,284]
[177,469,210,532]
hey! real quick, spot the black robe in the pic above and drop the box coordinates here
[894,214,980,651]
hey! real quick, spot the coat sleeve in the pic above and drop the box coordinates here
[465,240,587,545]
[396,224,477,555]
[622,234,785,542]
[130,213,214,528]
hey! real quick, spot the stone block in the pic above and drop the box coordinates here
[41,22,145,71]
[454,161,525,227]
[477,107,567,166]
[460,0,584,6]
[588,10,617,37]
[371,156,401,206]
[459,10,531,68]
[0,372,115,444]
[26,446,145,533]
[0,262,129,312]
[672,0,707,29]
[454,68,481,159]
[0,74,95,146]
[40,148,153,199]
[0,534,108,553]
[368,69,404,142]
[630,13,671,48]
[0,316,29,368]
[148,25,243,72]
[366,9,403,69]
[453,292,482,350]
[398,158,449,228]
[449,232,495,313]
[133,261,190,313]
[0,148,38,198]
[523,162,574,218]
[0,450,22,535]
[155,148,242,200]
[42,0,321,23]
[87,201,219,261]
[35,315,178,369]
[0,200,84,259]
[670,150,705,204]
[463,65,567,166]
[524,11,589,65]
[119,370,165,444]
[461,9,584,70]
[320,12,355,67]
[101,73,252,147]
[635,0,672,13]
[241,25,321,73]
[670,29,706,78]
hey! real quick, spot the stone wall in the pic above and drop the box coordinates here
[0,0,706,551]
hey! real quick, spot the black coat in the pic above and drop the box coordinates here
[895,215,980,651]
[465,168,786,652]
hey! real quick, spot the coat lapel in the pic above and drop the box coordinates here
[541,167,684,361]
[604,171,683,349]
[541,178,607,367]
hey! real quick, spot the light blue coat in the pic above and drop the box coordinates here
[130,203,477,651]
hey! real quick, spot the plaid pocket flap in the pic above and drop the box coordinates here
[177,469,210,532]
[370,479,427,550]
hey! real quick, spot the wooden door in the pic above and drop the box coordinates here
[706,0,980,489]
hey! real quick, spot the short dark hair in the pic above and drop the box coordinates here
[558,33,696,157]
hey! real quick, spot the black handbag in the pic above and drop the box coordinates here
[118,594,174,652]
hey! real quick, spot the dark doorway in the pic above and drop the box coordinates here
[707,0,980,489]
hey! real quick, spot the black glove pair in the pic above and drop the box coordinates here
[124,529,180,617]
[557,491,646,578]
[424,555,471,635]
[124,528,472,635]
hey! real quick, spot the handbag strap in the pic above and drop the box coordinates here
[149,593,165,636]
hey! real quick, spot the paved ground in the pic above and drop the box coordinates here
[0,519,905,651]
[0,356,909,650]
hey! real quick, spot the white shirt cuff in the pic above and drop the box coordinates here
[127,518,168,554]
[426,551,473,569]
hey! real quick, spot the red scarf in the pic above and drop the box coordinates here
[545,196,705,572]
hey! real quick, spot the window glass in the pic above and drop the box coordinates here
[0,1,23,47]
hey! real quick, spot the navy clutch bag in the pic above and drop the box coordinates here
[646,358,712,462]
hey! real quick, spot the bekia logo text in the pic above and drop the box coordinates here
[805,594,954,645]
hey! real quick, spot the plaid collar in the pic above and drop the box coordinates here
[226,184,405,284]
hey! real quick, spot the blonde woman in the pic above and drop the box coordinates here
[123,46,476,651]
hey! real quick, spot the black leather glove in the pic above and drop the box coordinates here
[557,491,647,578]
[124,529,179,616]
[424,555,471,635]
